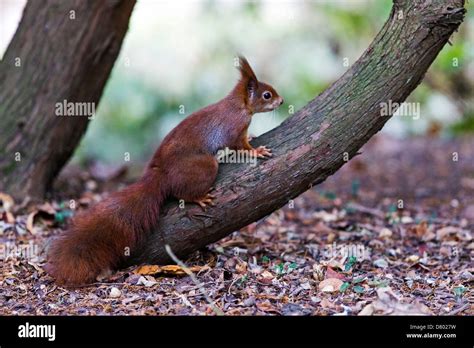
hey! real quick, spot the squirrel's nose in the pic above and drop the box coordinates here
[279,98,284,105]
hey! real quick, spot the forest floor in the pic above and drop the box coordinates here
[0,135,473,315]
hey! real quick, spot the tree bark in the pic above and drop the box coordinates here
[132,0,466,265]
[0,0,136,202]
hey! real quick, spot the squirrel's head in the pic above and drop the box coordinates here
[235,56,284,114]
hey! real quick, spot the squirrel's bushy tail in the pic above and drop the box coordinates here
[46,172,165,286]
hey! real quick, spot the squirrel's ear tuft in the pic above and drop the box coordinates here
[237,56,258,82]
[237,56,258,99]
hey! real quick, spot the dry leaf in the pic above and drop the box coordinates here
[320,298,336,309]
[325,267,346,281]
[134,264,209,276]
[406,255,420,263]
[313,210,338,222]
[25,205,57,234]
[136,276,158,287]
[259,270,274,284]
[422,231,436,242]
[312,264,324,281]
[26,211,37,234]
[4,211,15,224]
[327,232,336,243]
[163,264,209,275]
[109,287,122,298]
[37,202,56,215]
[379,228,392,238]
[256,300,280,314]
[359,287,433,315]
[160,265,188,275]
[0,192,15,212]
[319,278,344,292]
[122,295,141,305]
[134,265,161,275]
[358,303,375,316]
[374,258,389,269]
[235,261,248,274]
[436,226,460,241]
[324,259,345,271]
[414,221,428,238]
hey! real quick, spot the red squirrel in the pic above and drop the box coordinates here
[46,56,284,286]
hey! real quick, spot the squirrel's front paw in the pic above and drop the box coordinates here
[251,145,272,158]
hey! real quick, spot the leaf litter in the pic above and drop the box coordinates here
[0,135,472,315]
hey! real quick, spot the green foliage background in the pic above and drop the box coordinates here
[74,0,473,165]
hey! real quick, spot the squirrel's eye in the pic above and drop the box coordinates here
[263,91,272,100]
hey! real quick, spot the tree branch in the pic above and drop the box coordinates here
[132,0,466,265]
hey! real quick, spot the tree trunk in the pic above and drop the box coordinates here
[132,0,466,265]
[0,0,136,202]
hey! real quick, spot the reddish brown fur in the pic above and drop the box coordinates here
[47,56,283,286]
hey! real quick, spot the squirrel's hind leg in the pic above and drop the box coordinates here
[170,154,218,209]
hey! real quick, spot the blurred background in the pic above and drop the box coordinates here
[1,0,473,167]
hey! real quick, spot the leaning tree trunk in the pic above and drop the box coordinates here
[131,0,466,265]
[0,0,136,202]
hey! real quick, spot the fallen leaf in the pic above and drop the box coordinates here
[360,287,433,315]
[319,278,344,292]
[25,205,58,234]
[320,298,335,309]
[256,300,280,314]
[122,295,141,305]
[414,221,428,238]
[422,231,436,242]
[4,211,15,224]
[358,303,375,316]
[136,276,158,287]
[312,264,324,281]
[26,211,37,234]
[373,258,389,269]
[259,270,274,284]
[406,255,420,263]
[235,261,248,274]
[134,265,161,275]
[325,267,346,281]
[313,210,338,222]
[324,259,345,271]
[0,192,15,212]
[37,202,56,215]
[109,287,121,298]
[436,226,460,241]
[327,232,336,243]
[134,264,209,276]
[379,228,392,238]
